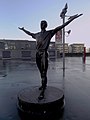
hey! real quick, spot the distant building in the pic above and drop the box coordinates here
[55,43,69,53]
[0,42,5,49]
[69,43,84,53]
[55,43,69,57]
[87,48,90,53]
[0,39,87,59]
[0,39,36,59]
[0,39,55,60]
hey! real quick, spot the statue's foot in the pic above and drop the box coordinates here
[39,85,47,90]
[38,90,44,100]
[38,94,44,100]
[39,86,42,90]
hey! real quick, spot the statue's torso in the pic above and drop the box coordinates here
[35,30,54,51]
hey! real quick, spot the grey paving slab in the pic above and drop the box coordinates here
[0,57,90,120]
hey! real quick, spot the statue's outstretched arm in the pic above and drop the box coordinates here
[18,27,36,39]
[53,14,83,34]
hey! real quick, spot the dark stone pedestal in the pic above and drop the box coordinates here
[17,86,65,120]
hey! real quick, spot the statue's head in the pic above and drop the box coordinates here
[40,20,47,30]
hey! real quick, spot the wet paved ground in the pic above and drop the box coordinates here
[0,57,90,120]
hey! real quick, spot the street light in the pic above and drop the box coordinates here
[65,30,71,37]
[60,3,68,18]
[60,4,83,77]
[60,3,68,77]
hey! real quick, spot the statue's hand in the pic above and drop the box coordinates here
[68,14,83,20]
[77,13,83,18]
[18,27,24,30]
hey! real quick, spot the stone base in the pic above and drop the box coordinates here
[17,86,65,120]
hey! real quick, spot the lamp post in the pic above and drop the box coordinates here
[60,3,68,77]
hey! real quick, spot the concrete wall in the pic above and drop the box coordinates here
[0,50,36,60]
[0,50,2,59]
[11,50,22,59]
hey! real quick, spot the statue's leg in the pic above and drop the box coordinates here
[36,52,44,89]
[37,52,49,100]
[36,52,48,90]
[40,52,48,90]
[36,52,42,73]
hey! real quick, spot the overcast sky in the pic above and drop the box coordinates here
[0,0,90,48]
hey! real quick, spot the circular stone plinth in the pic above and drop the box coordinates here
[17,86,65,120]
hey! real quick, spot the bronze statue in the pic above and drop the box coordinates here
[18,14,82,100]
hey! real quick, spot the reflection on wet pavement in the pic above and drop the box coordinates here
[0,57,90,120]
